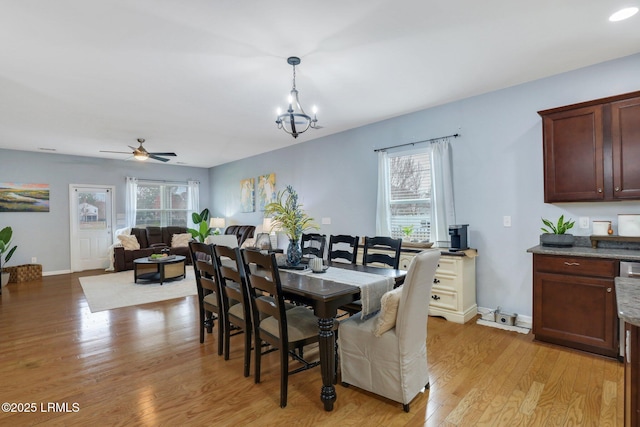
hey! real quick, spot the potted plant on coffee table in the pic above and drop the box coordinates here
[1,226,18,288]
[264,185,318,266]
[540,215,575,247]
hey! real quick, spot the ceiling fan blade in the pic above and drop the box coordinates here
[148,154,170,162]
[100,150,132,154]
[149,152,177,156]
[128,145,139,151]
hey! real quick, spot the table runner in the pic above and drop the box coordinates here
[289,267,394,317]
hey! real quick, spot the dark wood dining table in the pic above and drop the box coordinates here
[277,261,406,411]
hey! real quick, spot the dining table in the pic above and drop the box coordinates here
[277,261,406,411]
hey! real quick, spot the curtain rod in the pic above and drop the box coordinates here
[373,133,460,152]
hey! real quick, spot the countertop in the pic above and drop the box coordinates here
[527,244,640,261]
[616,277,640,327]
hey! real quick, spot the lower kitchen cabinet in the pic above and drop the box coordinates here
[625,322,640,426]
[533,253,619,358]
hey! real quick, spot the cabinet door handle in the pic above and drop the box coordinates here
[598,188,603,193]
[433,278,440,284]
[607,287,612,293]
[563,262,580,266]
[431,294,440,301]
[615,186,620,192]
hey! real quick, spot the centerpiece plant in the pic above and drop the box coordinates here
[188,208,212,243]
[540,215,575,247]
[264,185,318,266]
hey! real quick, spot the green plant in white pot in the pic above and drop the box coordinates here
[188,208,212,243]
[540,215,575,247]
[0,226,18,287]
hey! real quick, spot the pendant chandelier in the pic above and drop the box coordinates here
[275,56,318,138]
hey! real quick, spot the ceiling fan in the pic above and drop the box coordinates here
[100,138,177,162]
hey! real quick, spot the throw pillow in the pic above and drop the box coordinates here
[374,285,403,337]
[171,233,192,248]
[117,234,140,250]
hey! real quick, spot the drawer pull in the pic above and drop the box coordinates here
[433,278,440,284]
[431,294,441,301]
[563,262,580,266]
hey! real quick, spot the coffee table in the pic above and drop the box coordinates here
[134,255,186,285]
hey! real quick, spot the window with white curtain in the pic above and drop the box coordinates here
[134,181,192,227]
[387,149,431,241]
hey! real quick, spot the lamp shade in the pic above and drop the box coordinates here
[262,217,273,232]
[210,217,226,229]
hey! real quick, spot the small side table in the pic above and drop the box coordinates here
[134,255,186,285]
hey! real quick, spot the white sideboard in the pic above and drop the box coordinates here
[357,246,477,324]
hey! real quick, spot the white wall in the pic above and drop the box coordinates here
[209,52,640,317]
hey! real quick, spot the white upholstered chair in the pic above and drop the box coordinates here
[337,249,441,412]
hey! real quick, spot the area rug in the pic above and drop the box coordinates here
[79,269,197,313]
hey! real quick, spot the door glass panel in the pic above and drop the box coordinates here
[78,191,107,230]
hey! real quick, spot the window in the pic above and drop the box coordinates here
[388,149,431,241]
[135,181,190,227]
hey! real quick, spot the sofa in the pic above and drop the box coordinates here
[113,226,192,272]
[113,225,256,272]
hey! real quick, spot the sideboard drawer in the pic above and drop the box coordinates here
[430,289,457,311]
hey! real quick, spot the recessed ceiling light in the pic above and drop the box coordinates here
[609,7,639,21]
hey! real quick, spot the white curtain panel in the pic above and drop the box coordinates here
[125,176,138,228]
[375,150,392,236]
[429,139,456,244]
[187,180,200,229]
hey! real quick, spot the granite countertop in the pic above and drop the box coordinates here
[616,277,640,327]
[527,235,640,261]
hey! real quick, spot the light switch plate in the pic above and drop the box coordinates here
[321,217,331,225]
[503,216,511,227]
[579,217,589,229]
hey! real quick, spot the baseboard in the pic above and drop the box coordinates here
[477,306,532,330]
[43,270,72,276]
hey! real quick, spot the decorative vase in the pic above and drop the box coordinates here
[540,233,574,248]
[287,238,302,266]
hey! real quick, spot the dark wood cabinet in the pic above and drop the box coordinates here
[533,254,619,358]
[539,91,640,203]
[625,322,640,426]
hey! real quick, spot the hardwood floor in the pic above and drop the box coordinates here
[0,271,624,426]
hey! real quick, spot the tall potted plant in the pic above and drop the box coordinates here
[264,185,318,266]
[540,215,575,247]
[1,226,18,287]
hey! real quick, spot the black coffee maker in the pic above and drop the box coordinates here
[448,224,469,251]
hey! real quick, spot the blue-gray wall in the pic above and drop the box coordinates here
[0,150,209,274]
[209,52,640,317]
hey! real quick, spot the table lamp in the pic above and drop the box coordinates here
[210,217,226,235]
[263,217,278,249]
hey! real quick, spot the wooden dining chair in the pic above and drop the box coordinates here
[362,236,402,269]
[328,234,359,264]
[338,250,441,412]
[301,233,326,260]
[189,241,224,355]
[240,249,321,408]
[212,244,253,377]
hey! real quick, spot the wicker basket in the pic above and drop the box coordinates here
[2,264,42,283]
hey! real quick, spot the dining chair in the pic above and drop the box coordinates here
[301,233,327,260]
[328,234,359,264]
[212,244,253,377]
[189,241,225,355]
[362,236,402,269]
[338,249,441,412]
[240,249,321,408]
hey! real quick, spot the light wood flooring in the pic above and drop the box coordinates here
[0,270,624,426]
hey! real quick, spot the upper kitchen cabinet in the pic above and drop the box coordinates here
[539,91,640,203]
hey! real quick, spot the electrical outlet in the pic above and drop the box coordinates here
[321,217,331,225]
[503,216,511,227]
[31,257,37,263]
[579,217,589,229]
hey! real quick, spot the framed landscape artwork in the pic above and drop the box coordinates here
[240,178,255,212]
[258,173,276,211]
[0,182,50,212]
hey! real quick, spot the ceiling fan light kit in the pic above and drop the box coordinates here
[275,56,319,138]
[100,138,177,162]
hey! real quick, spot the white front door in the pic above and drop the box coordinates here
[69,185,115,272]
